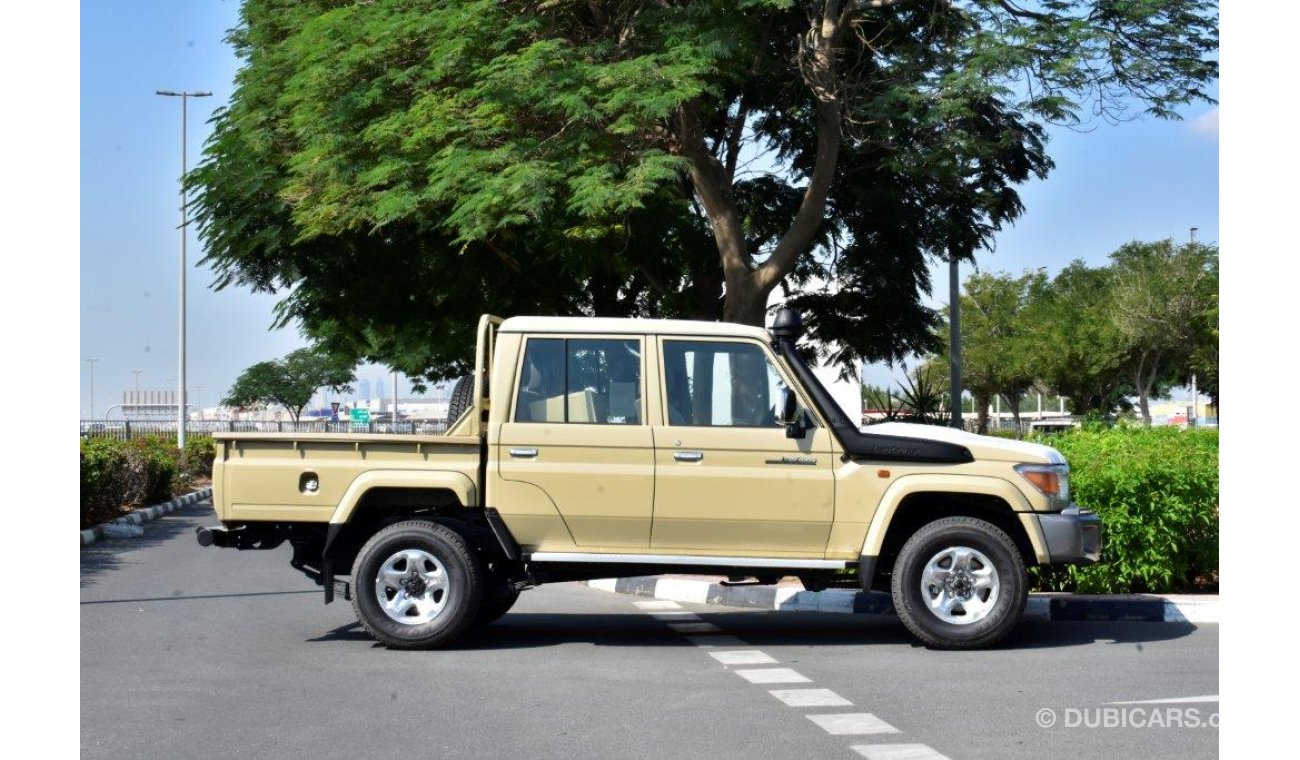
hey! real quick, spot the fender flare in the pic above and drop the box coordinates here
[327,470,478,526]
[860,474,1048,562]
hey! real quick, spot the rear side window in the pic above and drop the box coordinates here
[514,338,642,424]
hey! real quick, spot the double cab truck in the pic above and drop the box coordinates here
[199,310,1101,649]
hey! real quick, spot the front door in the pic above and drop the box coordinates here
[497,335,654,548]
[651,337,835,555]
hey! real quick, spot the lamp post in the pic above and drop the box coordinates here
[156,89,212,449]
[84,357,99,420]
[948,249,963,429]
[131,369,142,392]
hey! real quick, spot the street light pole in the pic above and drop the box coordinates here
[84,358,99,420]
[948,250,963,429]
[157,89,212,449]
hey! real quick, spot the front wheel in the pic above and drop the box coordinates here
[890,517,1027,649]
[350,520,483,649]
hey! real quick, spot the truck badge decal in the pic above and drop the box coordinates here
[766,456,818,466]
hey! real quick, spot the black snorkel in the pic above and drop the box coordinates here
[769,308,973,464]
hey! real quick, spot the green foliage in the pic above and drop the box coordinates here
[864,363,948,426]
[193,0,1216,382]
[183,437,217,479]
[1027,260,1133,415]
[79,437,190,528]
[223,348,356,421]
[1032,427,1218,593]
[1110,240,1219,421]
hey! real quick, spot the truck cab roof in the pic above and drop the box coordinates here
[498,316,771,341]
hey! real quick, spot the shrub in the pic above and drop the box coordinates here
[1030,426,1218,594]
[183,436,216,478]
[80,438,133,527]
[80,436,188,528]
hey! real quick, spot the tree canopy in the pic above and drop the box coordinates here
[193,0,1217,383]
[941,240,1219,425]
[222,348,357,421]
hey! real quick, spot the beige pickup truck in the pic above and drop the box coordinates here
[199,310,1100,649]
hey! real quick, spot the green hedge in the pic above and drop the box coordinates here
[80,436,210,528]
[183,436,216,478]
[1031,426,1218,594]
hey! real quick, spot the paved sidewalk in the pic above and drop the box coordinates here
[586,575,1218,624]
[80,487,213,547]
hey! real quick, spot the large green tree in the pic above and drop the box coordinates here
[947,269,1045,433]
[1110,239,1219,424]
[193,0,1216,382]
[222,348,357,422]
[1028,260,1131,415]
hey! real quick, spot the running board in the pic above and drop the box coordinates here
[526,552,850,570]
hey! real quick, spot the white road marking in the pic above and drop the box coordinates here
[683,635,748,647]
[733,668,811,684]
[667,622,723,634]
[768,689,853,708]
[709,650,778,666]
[587,578,619,592]
[1107,695,1219,705]
[648,611,702,621]
[805,713,900,735]
[851,744,950,760]
[634,600,682,611]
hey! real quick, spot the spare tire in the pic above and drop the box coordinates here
[446,375,475,426]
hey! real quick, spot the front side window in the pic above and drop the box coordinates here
[663,340,802,427]
[514,338,642,424]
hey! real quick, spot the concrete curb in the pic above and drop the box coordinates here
[80,488,213,548]
[584,576,1218,624]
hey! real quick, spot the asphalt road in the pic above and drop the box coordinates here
[82,500,1218,759]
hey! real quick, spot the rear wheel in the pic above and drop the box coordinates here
[350,520,482,649]
[890,516,1026,649]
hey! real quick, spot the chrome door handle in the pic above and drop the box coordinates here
[673,451,704,462]
[509,448,538,459]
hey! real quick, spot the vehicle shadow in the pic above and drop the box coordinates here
[303,608,1201,651]
[79,501,215,589]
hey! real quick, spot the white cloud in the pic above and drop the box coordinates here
[1190,106,1219,138]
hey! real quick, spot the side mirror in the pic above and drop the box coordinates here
[779,388,806,438]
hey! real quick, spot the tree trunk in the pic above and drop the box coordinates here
[974,391,991,435]
[674,5,845,327]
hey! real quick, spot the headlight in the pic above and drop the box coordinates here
[1015,463,1070,509]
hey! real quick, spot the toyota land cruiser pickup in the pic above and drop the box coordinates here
[198,310,1100,649]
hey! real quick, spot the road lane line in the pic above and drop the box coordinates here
[709,650,778,666]
[768,689,853,708]
[850,744,950,760]
[1107,695,1219,704]
[734,668,811,684]
[634,600,683,611]
[647,611,702,621]
[805,713,900,735]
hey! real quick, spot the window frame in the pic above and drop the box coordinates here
[656,336,820,430]
[510,335,647,426]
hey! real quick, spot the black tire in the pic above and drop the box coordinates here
[890,516,1027,650]
[446,375,475,426]
[350,520,483,649]
[473,584,521,627]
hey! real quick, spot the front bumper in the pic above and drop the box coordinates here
[1035,506,1102,564]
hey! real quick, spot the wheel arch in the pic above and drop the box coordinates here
[859,475,1046,592]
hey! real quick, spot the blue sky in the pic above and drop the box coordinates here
[79,1,1218,416]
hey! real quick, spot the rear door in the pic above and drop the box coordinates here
[650,337,835,554]
[496,335,654,548]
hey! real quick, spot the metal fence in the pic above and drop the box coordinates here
[80,419,450,440]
